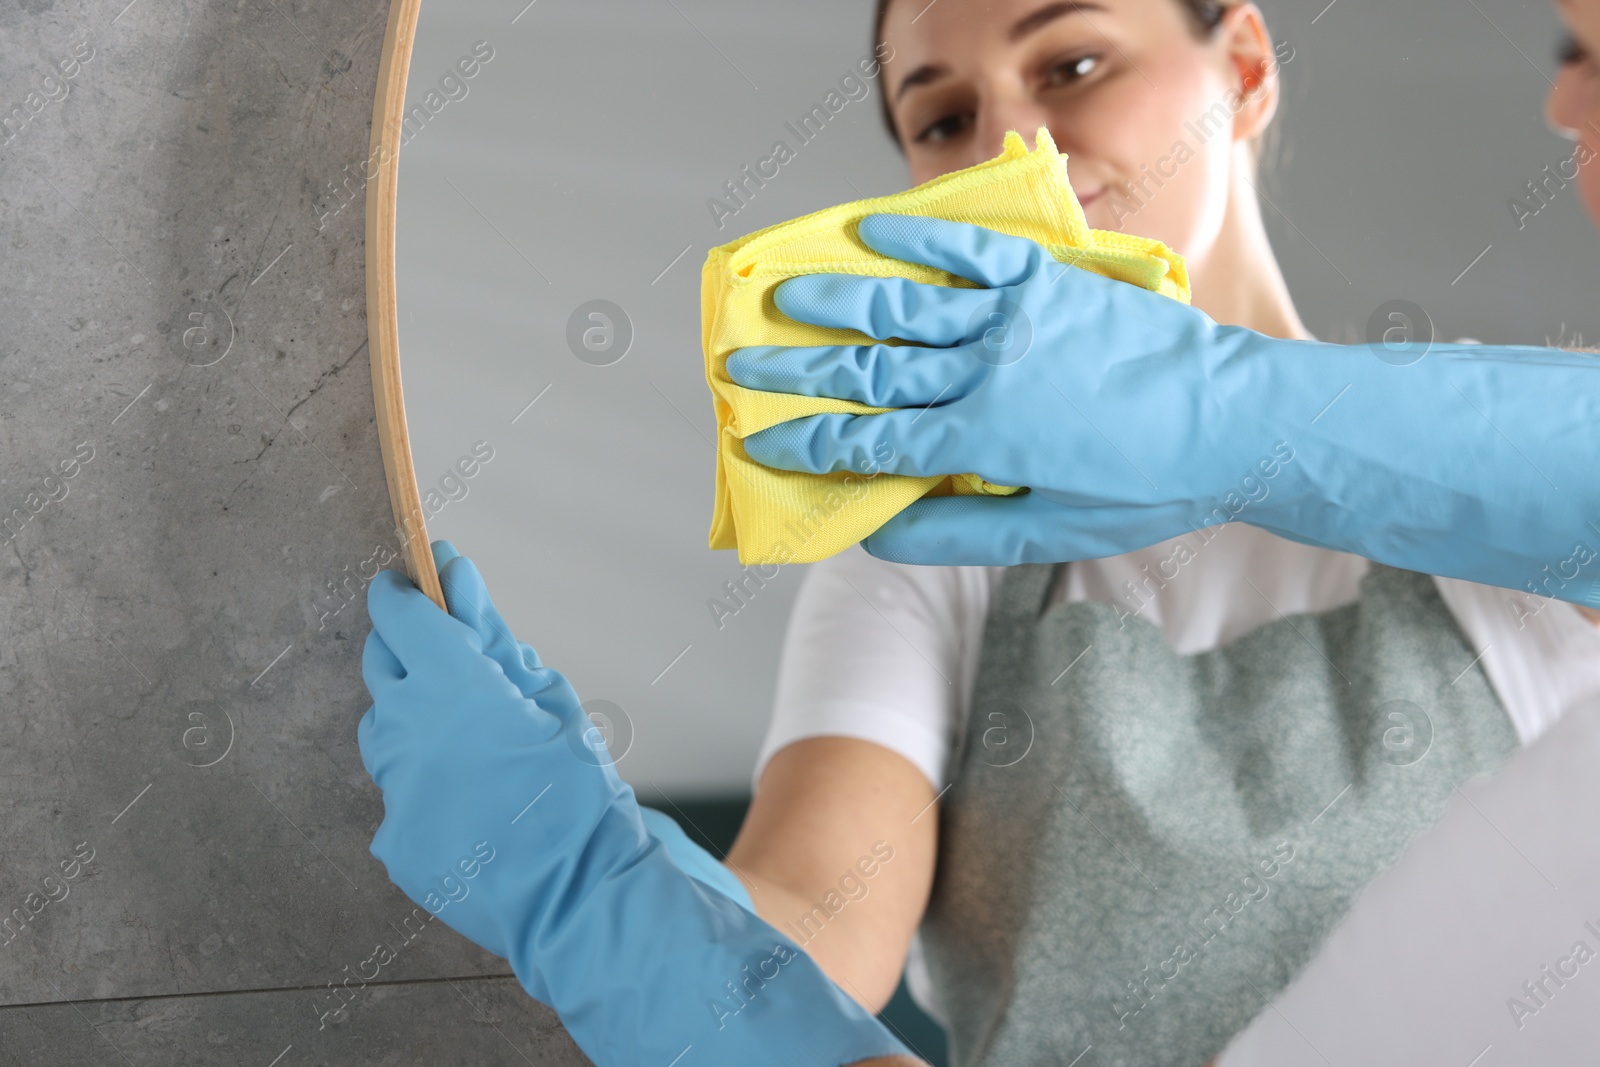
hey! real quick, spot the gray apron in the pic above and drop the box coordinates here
[917,559,1519,1067]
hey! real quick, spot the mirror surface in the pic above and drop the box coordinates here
[395,1,1600,1062]
[395,0,923,799]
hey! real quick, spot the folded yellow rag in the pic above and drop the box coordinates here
[701,125,1191,566]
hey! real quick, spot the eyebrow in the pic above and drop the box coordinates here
[892,1,1109,104]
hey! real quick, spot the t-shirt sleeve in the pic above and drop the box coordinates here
[1431,574,1600,747]
[750,543,985,796]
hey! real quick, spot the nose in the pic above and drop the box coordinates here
[975,90,1056,165]
[1545,60,1589,138]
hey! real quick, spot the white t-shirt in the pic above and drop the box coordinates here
[749,523,1600,1034]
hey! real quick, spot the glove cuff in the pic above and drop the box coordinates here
[638,805,756,913]
[510,816,917,1067]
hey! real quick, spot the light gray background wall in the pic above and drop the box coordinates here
[397,0,1600,801]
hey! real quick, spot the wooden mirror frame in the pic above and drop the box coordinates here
[366,0,446,610]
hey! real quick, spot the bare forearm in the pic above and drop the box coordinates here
[726,739,938,1015]
[728,861,902,1013]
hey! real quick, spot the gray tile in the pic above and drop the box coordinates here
[0,976,591,1067]
[0,0,507,1006]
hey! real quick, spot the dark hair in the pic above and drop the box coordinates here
[872,0,1230,150]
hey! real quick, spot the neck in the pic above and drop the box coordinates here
[1184,146,1312,342]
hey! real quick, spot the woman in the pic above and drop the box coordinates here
[354,2,1599,1066]
[720,0,1600,1064]
[732,4,1600,603]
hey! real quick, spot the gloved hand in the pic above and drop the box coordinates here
[359,540,916,1067]
[727,213,1600,610]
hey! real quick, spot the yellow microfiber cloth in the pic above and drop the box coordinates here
[701,125,1191,566]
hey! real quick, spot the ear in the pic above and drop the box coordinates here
[1216,2,1282,144]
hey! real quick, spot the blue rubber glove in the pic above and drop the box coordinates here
[359,540,915,1067]
[637,805,756,912]
[425,544,759,914]
[727,213,1600,610]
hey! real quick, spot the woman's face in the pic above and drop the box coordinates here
[879,0,1276,264]
[1548,0,1600,227]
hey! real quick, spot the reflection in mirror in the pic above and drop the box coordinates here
[391,1,1600,1064]
[394,3,914,798]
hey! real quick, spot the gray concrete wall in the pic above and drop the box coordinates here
[0,1,584,1062]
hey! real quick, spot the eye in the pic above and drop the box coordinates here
[912,110,974,146]
[1046,53,1101,87]
[1557,32,1587,67]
